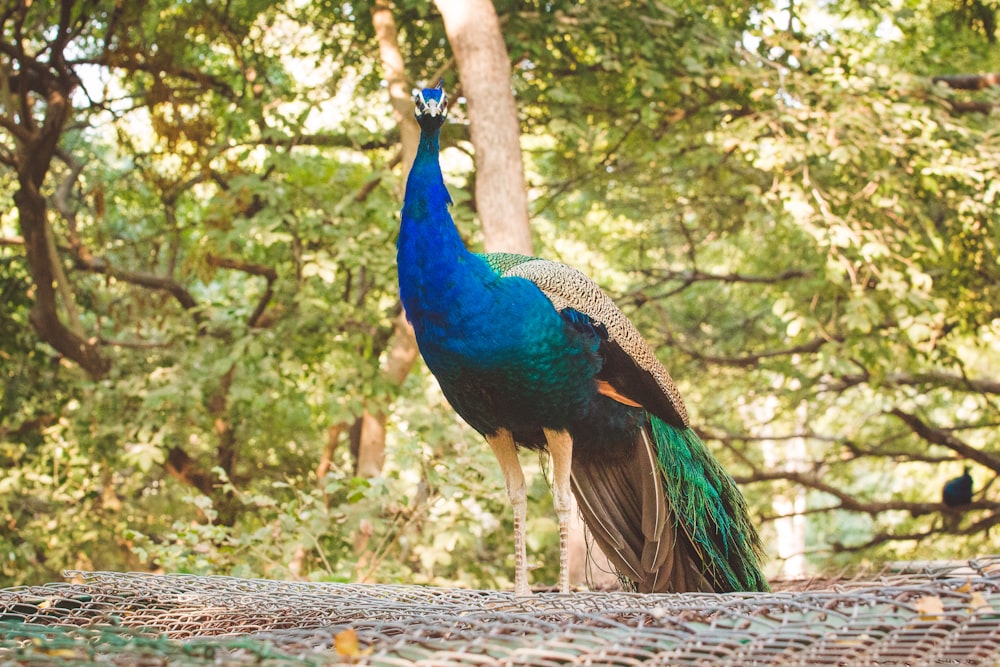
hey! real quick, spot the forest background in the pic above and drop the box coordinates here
[2,0,1000,589]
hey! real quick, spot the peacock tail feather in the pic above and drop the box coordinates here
[650,416,770,592]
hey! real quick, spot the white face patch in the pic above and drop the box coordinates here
[414,88,449,118]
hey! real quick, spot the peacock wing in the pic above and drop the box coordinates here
[491,256,689,429]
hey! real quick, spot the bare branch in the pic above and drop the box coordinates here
[889,409,1000,473]
[205,254,277,280]
[840,435,957,465]
[165,446,216,497]
[640,267,810,287]
[834,371,1000,396]
[666,330,836,368]
[831,529,936,553]
[933,73,1000,90]
[737,468,1000,520]
[72,255,202,317]
[205,254,277,329]
[98,337,171,349]
[735,469,940,516]
[706,425,961,465]
[831,509,1000,553]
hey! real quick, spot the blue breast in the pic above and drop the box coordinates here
[401,237,599,438]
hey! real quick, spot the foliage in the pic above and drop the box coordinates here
[507,0,1000,571]
[2,0,1000,588]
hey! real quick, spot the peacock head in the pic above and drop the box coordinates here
[413,83,448,132]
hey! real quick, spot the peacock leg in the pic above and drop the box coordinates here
[485,429,531,597]
[544,428,573,594]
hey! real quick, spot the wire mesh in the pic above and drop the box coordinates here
[1,558,1000,665]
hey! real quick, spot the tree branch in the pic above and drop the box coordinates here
[929,74,1000,114]
[639,267,810,288]
[205,254,276,280]
[98,336,171,349]
[164,446,216,497]
[833,371,1000,396]
[205,254,277,328]
[706,425,963,465]
[889,409,1000,473]
[831,508,1000,553]
[72,53,236,98]
[733,469,959,516]
[72,255,202,318]
[933,73,1000,90]
[53,148,86,232]
[666,330,836,368]
[831,528,936,553]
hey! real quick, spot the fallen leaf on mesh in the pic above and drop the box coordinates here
[914,595,944,620]
[334,628,360,657]
[334,628,372,659]
[968,591,994,614]
[30,639,78,658]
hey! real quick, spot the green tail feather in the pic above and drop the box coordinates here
[650,416,769,592]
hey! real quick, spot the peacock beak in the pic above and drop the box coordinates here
[423,101,442,117]
[414,87,448,120]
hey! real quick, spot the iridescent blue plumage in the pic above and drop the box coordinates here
[398,87,604,447]
[398,85,768,594]
[942,467,973,507]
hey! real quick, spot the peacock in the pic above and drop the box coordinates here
[942,467,973,508]
[941,466,974,532]
[397,84,768,595]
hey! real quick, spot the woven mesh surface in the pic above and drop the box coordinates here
[2,558,1000,665]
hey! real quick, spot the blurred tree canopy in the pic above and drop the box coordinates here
[2,0,1000,587]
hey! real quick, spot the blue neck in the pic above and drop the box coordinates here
[398,127,484,325]
[401,130,457,237]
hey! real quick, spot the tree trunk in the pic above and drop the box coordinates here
[11,80,109,379]
[374,1,421,179]
[205,364,239,525]
[434,0,533,255]
[352,2,423,479]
